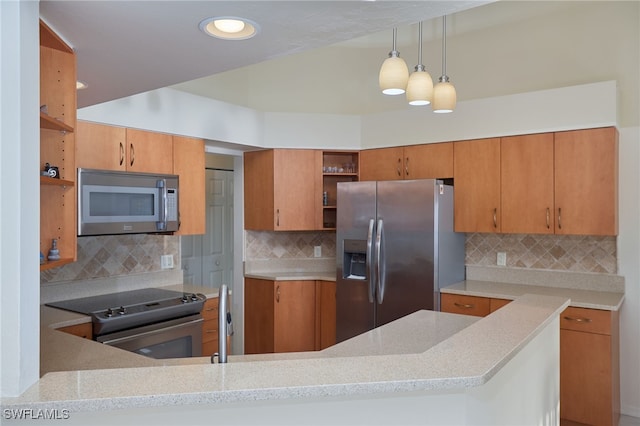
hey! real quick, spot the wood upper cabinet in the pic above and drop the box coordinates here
[501,133,555,234]
[359,147,404,181]
[360,143,453,181]
[245,278,316,354]
[453,138,501,233]
[76,121,173,174]
[554,127,618,236]
[124,128,174,174]
[244,149,317,231]
[173,136,205,235]
[76,120,127,170]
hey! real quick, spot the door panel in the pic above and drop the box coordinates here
[376,180,435,327]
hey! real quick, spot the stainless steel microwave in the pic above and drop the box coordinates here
[78,168,179,236]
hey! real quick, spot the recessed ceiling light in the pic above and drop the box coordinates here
[76,80,88,90]
[199,16,260,40]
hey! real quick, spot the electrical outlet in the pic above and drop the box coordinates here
[314,246,322,258]
[497,252,507,266]
[161,254,174,269]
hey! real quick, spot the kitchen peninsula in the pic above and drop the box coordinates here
[3,294,567,426]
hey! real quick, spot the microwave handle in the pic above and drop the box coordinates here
[157,179,168,231]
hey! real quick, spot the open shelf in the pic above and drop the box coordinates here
[40,258,75,272]
[40,176,74,187]
[40,112,74,133]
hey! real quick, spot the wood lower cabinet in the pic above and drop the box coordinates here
[359,143,453,182]
[245,279,337,354]
[244,149,317,231]
[560,307,619,426]
[441,293,620,426]
[201,298,219,357]
[453,138,501,233]
[315,280,336,350]
[56,322,92,340]
[245,278,316,354]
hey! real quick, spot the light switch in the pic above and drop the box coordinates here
[497,252,507,266]
[314,246,322,258]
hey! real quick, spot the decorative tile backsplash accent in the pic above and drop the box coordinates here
[465,233,617,274]
[245,231,336,260]
[246,231,616,275]
[40,235,180,283]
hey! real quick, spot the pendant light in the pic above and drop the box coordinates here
[406,22,433,106]
[432,16,456,113]
[379,28,409,95]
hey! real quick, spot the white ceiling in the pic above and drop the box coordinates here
[40,1,493,109]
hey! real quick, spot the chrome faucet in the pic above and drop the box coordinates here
[212,284,233,363]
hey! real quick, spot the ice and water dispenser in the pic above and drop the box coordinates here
[342,239,367,280]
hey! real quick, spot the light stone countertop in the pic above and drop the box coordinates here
[3,294,569,413]
[441,279,624,311]
[244,270,335,281]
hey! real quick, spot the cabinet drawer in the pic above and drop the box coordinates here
[201,299,219,321]
[560,307,611,335]
[202,319,219,343]
[441,294,491,317]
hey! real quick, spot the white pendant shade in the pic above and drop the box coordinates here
[432,80,456,113]
[379,53,409,95]
[406,70,433,105]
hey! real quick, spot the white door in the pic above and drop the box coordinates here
[182,169,234,289]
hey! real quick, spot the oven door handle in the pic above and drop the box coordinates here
[97,316,203,346]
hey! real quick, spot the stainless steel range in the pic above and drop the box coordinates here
[47,288,206,359]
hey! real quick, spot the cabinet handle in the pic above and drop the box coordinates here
[454,302,475,309]
[493,208,497,228]
[205,329,218,334]
[563,316,592,323]
[129,143,135,167]
[397,158,402,177]
[558,207,562,230]
[119,142,124,166]
[276,209,280,227]
[546,208,550,229]
[276,285,280,303]
[205,307,217,312]
[405,157,409,176]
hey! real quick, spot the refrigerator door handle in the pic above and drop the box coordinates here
[375,219,386,304]
[366,218,375,303]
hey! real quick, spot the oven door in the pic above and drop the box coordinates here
[96,314,203,359]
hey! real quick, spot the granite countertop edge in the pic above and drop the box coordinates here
[4,294,568,413]
[440,279,624,311]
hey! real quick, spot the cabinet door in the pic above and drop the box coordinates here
[201,298,219,357]
[273,150,317,231]
[244,278,275,354]
[404,142,454,179]
[56,323,92,339]
[453,138,501,233]
[359,147,404,181]
[76,121,126,171]
[173,136,205,235]
[244,150,275,231]
[274,281,316,353]
[125,128,174,174]
[501,133,554,234]
[554,127,618,236]
[316,280,336,350]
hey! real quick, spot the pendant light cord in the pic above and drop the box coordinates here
[441,16,447,79]
[418,22,423,66]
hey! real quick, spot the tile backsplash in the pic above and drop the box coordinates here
[40,234,180,284]
[465,233,617,274]
[245,231,336,259]
[245,231,617,275]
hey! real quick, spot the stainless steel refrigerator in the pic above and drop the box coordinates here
[336,179,465,343]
